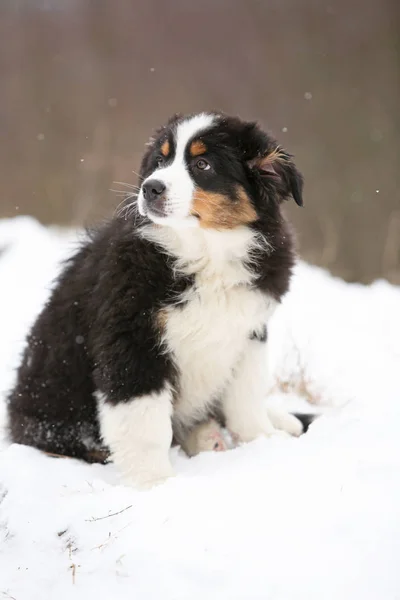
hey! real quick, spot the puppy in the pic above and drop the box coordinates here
[7,112,304,488]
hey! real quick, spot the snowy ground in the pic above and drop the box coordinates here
[0,216,399,600]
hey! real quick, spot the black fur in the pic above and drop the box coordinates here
[7,111,304,460]
[7,217,193,460]
[250,324,267,343]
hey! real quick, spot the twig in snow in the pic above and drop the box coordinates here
[85,504,133,522]
[70,563,76,585]
[273,340,322,405]
[67,541,79,585]
[91,522,131,551]
[1,592,17,600]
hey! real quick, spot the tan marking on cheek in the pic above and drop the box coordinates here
[190,140,207,157]
[191,186,257,229]
[161,140,170,157]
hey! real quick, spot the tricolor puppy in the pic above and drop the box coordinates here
[7,112,305,488]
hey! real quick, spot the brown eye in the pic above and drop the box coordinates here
[195,158,210,171]
[156,156,164,167]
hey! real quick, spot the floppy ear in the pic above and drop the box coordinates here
[249,147,304,207]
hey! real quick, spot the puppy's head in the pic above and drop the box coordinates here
[138,112,303,229]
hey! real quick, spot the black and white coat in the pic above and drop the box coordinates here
[8,112,305,488]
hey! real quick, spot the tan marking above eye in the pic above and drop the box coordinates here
[160,140,170,157]
[190,140,207,157]
[191,186,257,230]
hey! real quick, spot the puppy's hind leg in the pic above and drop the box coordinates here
[179,419,228,457]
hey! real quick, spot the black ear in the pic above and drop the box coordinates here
[250,148,304,207]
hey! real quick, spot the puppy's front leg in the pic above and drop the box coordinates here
[91,309,176,488]
[222,334,303,443]
[97,387,174,489]
[222,337,276,443]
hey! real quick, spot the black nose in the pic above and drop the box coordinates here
[142,179,166,202]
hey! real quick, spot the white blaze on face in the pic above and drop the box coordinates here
[138,113,215,227]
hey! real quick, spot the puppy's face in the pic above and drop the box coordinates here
[138,112,303,229]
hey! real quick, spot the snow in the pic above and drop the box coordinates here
[0,216,400,600]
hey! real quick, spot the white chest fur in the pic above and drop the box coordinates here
[163,276,275,425]
[141,224,277,426]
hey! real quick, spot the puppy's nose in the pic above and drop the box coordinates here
[142,179,166,203]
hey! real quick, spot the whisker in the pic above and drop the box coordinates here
[110,189,139,196]
[112,191,138,205]
[114,193,139,218]
[113,181,141,191]
[116,203,137,219]
[130,168,143,179]
[123,202,139,220]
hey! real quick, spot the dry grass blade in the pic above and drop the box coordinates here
[85,504,133,522]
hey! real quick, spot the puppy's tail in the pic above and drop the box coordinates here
[292,412,318,433]
[267,407,318,437]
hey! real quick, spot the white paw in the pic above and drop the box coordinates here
[228,418,277,445]
[228,410,304,445]
[132,470,175,490]
[182,419,228,457]
[117,454,175,490]
[123,466,175,490]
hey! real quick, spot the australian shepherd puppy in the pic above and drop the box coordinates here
[7,112,305,488]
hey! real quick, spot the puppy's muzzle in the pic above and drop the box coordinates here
[141,179,167,217]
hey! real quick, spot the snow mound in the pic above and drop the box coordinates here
[0,216,399,600]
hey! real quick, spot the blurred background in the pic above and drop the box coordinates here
[0,0,399,283]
